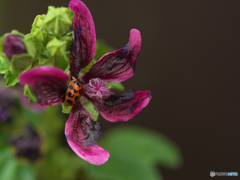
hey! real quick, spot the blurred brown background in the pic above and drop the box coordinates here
[1,0,240,179]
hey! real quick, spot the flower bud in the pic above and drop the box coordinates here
[3,34,26,60]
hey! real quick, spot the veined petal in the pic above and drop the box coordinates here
[19,66,69,108]
[82,29,141,83]
[65,101,109,165]
[69,0,96,77]
[92,89,151,122]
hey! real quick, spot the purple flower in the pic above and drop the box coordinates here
[3,34,26,60]
[8,125,41,161]
[19,0,151,165]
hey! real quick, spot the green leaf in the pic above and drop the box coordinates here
[17,164,36,180]
[95,40,115,60]
[61,102,72,114]
[0,54,10,74]
[46,37,66,59]
[4,71,19,86]
[82,100,99,121]
[81,59,97,73]
[105,82,125,92]
[44,6,73,35]
[0,52,10,67]
[23,34,37,58]
[10,54,32,73]
[0,152,18,180]
[84,126,183,180]
[24,85,37,103]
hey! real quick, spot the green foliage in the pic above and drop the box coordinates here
[106,81,125,92]
[0,148,36,180]
[10,54,32,73]
[95,40,115,60]
[24,85,37,103]
[4,71,19,87]
[61,102,72,114]
[84,126,183,180]
[82,100,99,121]
[0,54,9,73]
[44,6,73,35]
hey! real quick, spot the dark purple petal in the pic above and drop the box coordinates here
[8,125,41,161]
[69,0,96,77]
[3,34,26,60]
[82,29,141,83]
[19,66,69,108]
[92,89,151,122]
[65,101,109,165]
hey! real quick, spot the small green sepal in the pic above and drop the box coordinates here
[24,85,37,103]
[106,82,125,92]
[82,100,99,121]
[4,71,19,87]
[61,102,72,114]
[81,59,97,74]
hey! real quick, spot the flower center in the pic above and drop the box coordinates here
[85,78,110,99]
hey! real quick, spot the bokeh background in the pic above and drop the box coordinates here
[0,0,240,179]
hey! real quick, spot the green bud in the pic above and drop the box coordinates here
[23,34,37,58]
[32,15,46,28]
[31,26,48,43]
[24,85,37,103]
[10,54,32,73]
[46,37,66,59]
[44,6,73,35]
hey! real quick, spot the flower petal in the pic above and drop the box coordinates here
[92,89,151,122]
[69,0,96,77]
[65,101,109,165]
[82,29,141,83]
[19,66,69,108]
